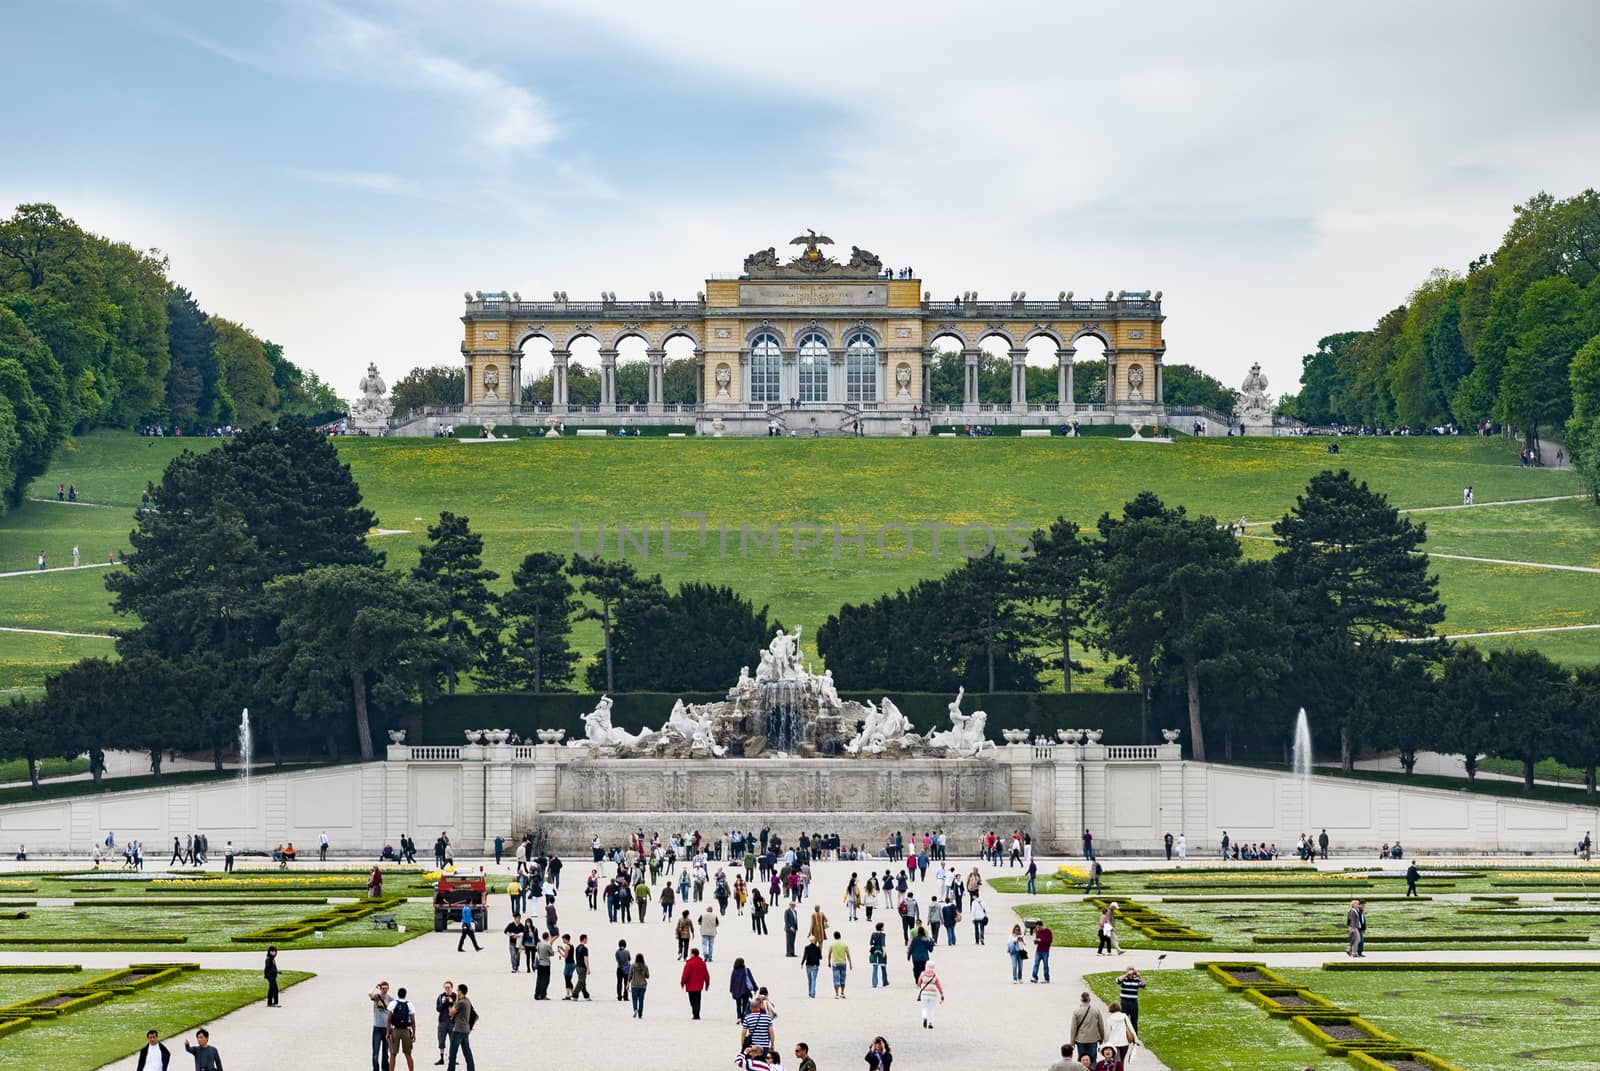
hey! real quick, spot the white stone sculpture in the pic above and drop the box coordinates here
[844,696,918,755]
[350,362,394,432]
[895,363,912,400]
[1234,362,1274,429]
[925,687,994,756]
[570,695,648,749]
[661,699,727,756]
[715,363,732,399]
[1162,729,1182,743]
[386,729,407,744]
[1126,364,1145,402]
[756,626,804,683]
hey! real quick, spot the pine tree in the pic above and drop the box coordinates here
[484,551,579,693]
[412,512,498,694]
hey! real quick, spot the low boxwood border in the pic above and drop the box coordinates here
[1156,894,1433,904]
[1241,986,1352,1017]
[0,935,187,946]
[231,896,403,942]
[1348,1051,1469,1071]
[1322,960,1600,971]
[0,966,80,974]
[1289,1014,1405,1054]
[1253,933,1590,944]
[1195,961,1293,989]
[0,1017,31,1038]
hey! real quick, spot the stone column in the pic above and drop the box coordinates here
[1058,348,1075,410]
[830,353,845,404]
[963,348,980,410]
[599,348,617,408]
[1105,349,1118,405]
[646,347,665,412]
[1009,348,1028,410]
[783,349,798,407]
[551,349,571,410]
[694,349,705,407]
[1154,359,1164,404]
[921,349,934,407]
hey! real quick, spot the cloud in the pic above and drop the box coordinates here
[285,169,418,194]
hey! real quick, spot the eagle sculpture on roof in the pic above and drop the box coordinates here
[789,229,834,261]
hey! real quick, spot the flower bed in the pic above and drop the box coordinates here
[0,935,187,946]
[1241,986,1353,1017]
[1092,898,1211,941]
[1195,961,1294,988]
[1289,1013,1406,1054]
[231,897,402,942]
[1347,1050,1469,1071]
[0,1017,31,1038]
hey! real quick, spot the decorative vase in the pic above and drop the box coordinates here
[1085,729,1104,743]
[1162,729,1181,743]
[386,729,407,745]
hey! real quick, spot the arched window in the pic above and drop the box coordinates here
[749,332,781,403]
[845,332,877,402]
[798,332,830,403]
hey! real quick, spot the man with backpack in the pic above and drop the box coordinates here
[386,986,417,1071]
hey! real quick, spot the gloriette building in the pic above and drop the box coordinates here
[441,233,1167,436]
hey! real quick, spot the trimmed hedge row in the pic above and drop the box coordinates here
[413,690,1145,745]
[1093,897,1210,941]
[0,935,186,945]
[1289,1014,1406,1055]
[0,963,196,1035]
[1196,961,1293,989]
[57,897,334,907]
[0,912,27,920]
[1252,933,1590,944]
[1348,1051,1469,1071]
[232,897,403,942]
[1322,960,1600,971]
[0,965,80,974]
[1241,986,1353,1018]
[1157,895,1433,904]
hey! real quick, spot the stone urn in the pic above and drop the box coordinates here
[1057,729,1081,744]
[1162,729,1182,743]
[484,728,510,745]
[1001,729,1029,745]
[1128,419,1144,439]
[464,729,485,744]
[899,416,912,437]
[711,416,726,438]
[537,729,567,745]
[482,419,498,439]
[386,729,407,745]
[1085,729,1104,743]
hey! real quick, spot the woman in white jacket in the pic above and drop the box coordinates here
[1104,999,1139,1061]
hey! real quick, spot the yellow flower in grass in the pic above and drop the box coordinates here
[1056,865,1089,881]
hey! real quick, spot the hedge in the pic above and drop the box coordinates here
[1252,933,1590,944]
[1348,1051,1468,1071]
[1157,895,1433,904]
[1322,960,1600,971]
[1196,962,1295,989]
[0,1017,30,1037]
[1288,1014,1405,1055]
[56,897,334,907]
[232,897,404,942]
[0,935,187,946]
[0,965,81,974]
[413,690,1144,745]
[1241,987,1352,1017]
[0,911,27,920]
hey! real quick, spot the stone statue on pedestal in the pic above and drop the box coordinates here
[349,362,393,432]
[570,695,650,749]
[924,687,995,757]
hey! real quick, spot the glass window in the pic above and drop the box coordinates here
[749,332,781,403]
[798,332,829,403]
[845,332,877,402]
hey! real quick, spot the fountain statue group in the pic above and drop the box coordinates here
[569,627,994,759]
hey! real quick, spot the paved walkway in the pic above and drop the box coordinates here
[0,625,114,639]
[0,855,1167,1071]
[0,561,118,580]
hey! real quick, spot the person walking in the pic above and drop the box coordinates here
[263,947,280,1007]
[699,905,719,961]
[629,953,650,1018]
[456,904,479,951]
[1346,899,1366,957]
[828,930,852,997]
[741,992,777,1056]
[1177,833,1186,860]
[503,914,524,972]
[1082,829,1094,861]
[801,937,823,997]
[572,934,591,1000]
[1117,965,1146,1031]
[386,986,417,1071]
[433,981,455,1067]
[1099,904,1124,956]
[137,1029,173,1071]
[730,956,759,1020]
[808,905,828,946]
[969,894,989,944]
[1071,992,1106,1063]
[1085,860,1104,894]
[865,1036,893,1070]
[1105,1000,1139,1062]
[183,1029,223,1071]
[777,896,796,954]
[1031,919,1053,982]
[614,939,632,1001]
[369,982,393,1071]
[1405,861,1420,897]
[869,921,889,988]
[915,959,943,1029]
[1163,831,1173,860]
[1319,829,1330,860]
[1006,923,1028,983]
[319,831,329,862]
[675,910,695,960]
[445,983,474,1071]
[794,1042,817,1071]
[533,931,554,999]
[907,926,933,985]
[680,947,711,1019]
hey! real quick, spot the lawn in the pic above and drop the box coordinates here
[0,967,312,1071]
[0,897,434,951]
[1086,964,1600,1071]
[3,431,1596,689]
[1023,892,1597,952]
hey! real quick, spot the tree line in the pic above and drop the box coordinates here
[0,203,343,512]
[3,424,1596,794]
[1284,189,1600,500]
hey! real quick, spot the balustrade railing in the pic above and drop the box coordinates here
[1103,745,1160,760]
[407,746,461,761]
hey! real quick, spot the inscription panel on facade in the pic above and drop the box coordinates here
[739,283,887,307]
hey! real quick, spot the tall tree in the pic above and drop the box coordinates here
[1484,649,1569,791]
[163,286,227,428]
[390,365,464,419]
[266,565,443,759]
[210,316,279,426]
[0,307,59,508]
[1024,517,1097,691]
[1431,646,1498,785]
[1560,665,1600,797]
[606,580,780,692]
[1497,275,1585,448]
[816,580,960,692]
[483,551,579,692]
[943,551,1042,692]
[412,512,499,694]
[570,554,646,692]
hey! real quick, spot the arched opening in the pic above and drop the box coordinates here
[566,334,601,407]
[1024,335,1061,405]
[976,335,1012,404]
[749,332,782,405]
[614,335,649,407]
[845,331,877,403]
[662,335,697,406]
[797,331,830,404]
[1070,333,1108,404]
[518,334,555,405]
[927,333,966,407]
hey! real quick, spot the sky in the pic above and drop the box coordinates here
[3,0,1599,401]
